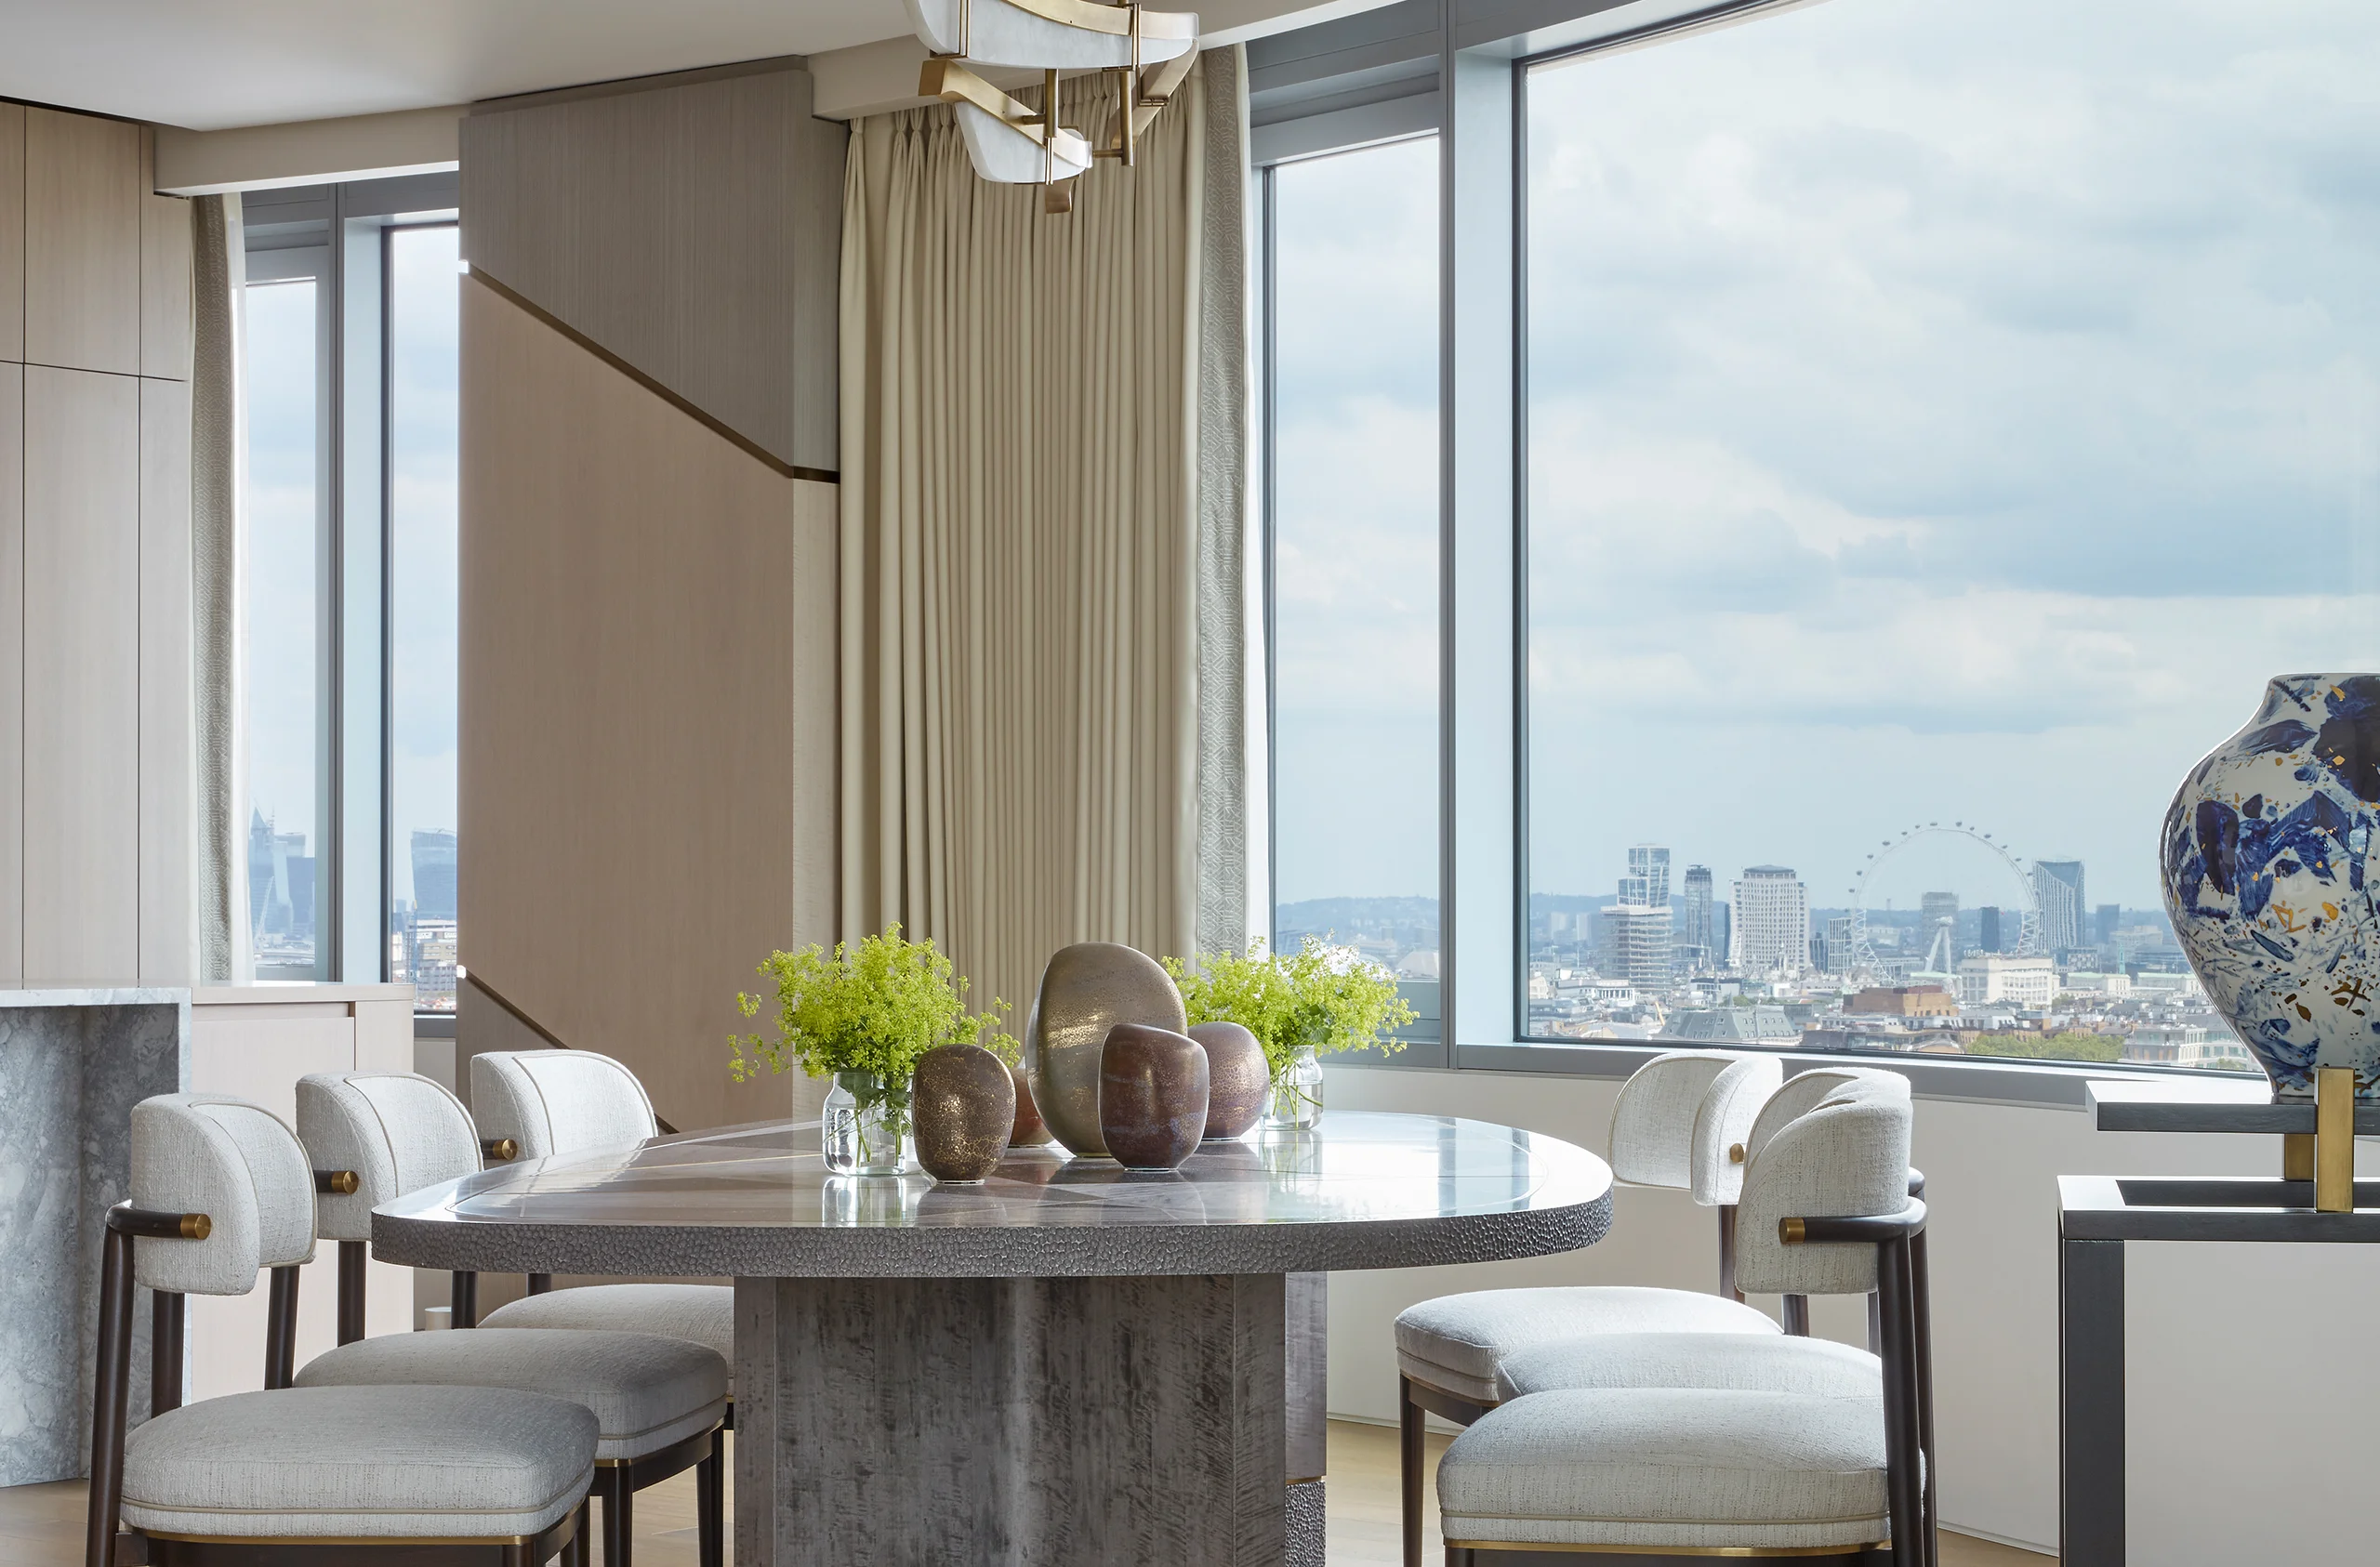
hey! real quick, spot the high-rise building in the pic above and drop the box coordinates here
[1682,865,1714,955]
[1601,902,1673,986]
[2095,903,2121,946]
[1978,905,2003,954]
[1824,915,1857,975]
[1714,903,1731,969]
[1622,845,1671,908]
[1920,890,1960,970]
[2034,860,2085,954]
[413,829,458,921]
[1731,865,1809,977]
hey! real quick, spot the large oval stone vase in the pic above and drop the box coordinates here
[2162,674,2380,1099]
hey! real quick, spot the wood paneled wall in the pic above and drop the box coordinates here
[0,104,194,984]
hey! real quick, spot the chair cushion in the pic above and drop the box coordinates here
[1496,1331,1881,1402]
[1395,1287,1779,1403]
[122,1385,594,1540]
[295,1329,726,1462]
[481,1284,735,1391]
[1437,1388,1888,1551]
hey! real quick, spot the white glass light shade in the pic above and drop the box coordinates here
[906,0,1197,71]
[955,103,1093,184]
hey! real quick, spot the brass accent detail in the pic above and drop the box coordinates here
[2283,1131,2315,1181]
[483,1138,521,1163]
[315,1169,360,1195]
[1728,1142,1748,1165]
[986,0,1197,43]
[1779,1217,1807,1244]
[178,1214,211,1241]
[1444,1542,1886,1558]
[919,59,1058,147]
[2316,1066,2355,1212]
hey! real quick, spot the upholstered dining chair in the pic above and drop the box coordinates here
[468,1048,738,1537]
[88,1094,597,1567]
[294,1071,731,1567]
[1435,1074,1936,1567]
[1391,1050,1784,1567]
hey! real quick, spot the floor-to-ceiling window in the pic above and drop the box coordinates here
[1519,0,2379,1064]
[386,223,462,1010]
[1266,136,1444,1038]
[242,261,325,980]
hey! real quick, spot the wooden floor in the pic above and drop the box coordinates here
[2,1420,2046,1565]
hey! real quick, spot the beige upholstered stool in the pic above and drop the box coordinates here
[89,1094,596,1567]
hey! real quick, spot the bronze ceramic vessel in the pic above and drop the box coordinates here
[1024,942,1186,1157]
[911,1043,1016,1184]
[1008,1060,1051,1147]
[1187,1021,1267,1140]
[1099,1022,1210,1171]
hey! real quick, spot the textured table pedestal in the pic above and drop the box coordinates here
[740,1273,1289,1567]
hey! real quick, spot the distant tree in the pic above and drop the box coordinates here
[1964,1031,2122,1062]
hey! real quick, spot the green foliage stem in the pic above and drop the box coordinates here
[1165,935,1416,1083]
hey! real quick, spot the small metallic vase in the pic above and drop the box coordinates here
[1188,1021,1267,1139]
[911,1044,1016,1185]
[1099,1022,1210,1171]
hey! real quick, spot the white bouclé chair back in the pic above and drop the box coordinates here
[296,1073,483,1242]
[1733,1075,1913,1299]
[1686,1054,1785,1207]
[130,1096,317,1296]
[470,1049,657,1160]
[1608,1051,1776,1190]
[1743,1066,1908,1167]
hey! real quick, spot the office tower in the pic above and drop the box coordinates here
[1731,865,1810,976]
[1920,890,1960,970]
[2034,860,2085,954]
[1715,903,1731,968]
[1601,902,1673,986]
[1979,905,2003,954]
[2095,903,2121,946]
[1825,915,1857,975]
[1623,845,1671,907]
[1682,865,1714,955]
[413,829,459,921]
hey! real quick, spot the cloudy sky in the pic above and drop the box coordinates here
[1271,0,2380,918]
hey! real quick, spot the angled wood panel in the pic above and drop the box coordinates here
[140,376,193,981]
[0,363,20,982]
[24,109,140,377]
[0,104,23,363]
[459,278,836,1133]
[460,63,844,474]
[139,130,193,381]
[23,365,139,982]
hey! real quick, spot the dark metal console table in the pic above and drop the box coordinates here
[2060,1080,2380,1565]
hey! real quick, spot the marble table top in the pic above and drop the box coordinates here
[374,1112,1614,1279]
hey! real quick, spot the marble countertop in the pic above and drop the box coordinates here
[374,1112,1615,1279]
[0,987,187,1008]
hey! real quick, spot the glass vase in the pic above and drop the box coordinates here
[822,1069,913,1175]
[1263,1047,1324,1129]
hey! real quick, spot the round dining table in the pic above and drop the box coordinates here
[374,1110,1613,1567]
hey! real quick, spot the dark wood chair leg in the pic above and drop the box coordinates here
[1716,1203,1741,1301]
[1911,1228,1937,1567]
[337,1240,368,1344]
[1876,1238,1924,1567]
[1866,1290,1884,1355]
[602,1467,631,1567]
[697,1429,723,1567]
[452,1269,479,1329]
[1781,1293,1810,1336]
[528,1272,553,1295]
[263,1265,299,1389]
[86,1228,137,1567]
[150,1291,185,1417]
[1400,1375,1426,1567]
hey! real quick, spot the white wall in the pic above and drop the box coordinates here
[1324,1060,2380,1561]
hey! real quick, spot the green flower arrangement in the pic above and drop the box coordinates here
[1163,935,1416,1083]
[730,927,1012,1126]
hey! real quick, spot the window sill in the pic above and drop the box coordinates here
[1327,1038,2267,1113]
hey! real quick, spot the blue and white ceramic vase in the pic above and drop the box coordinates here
[2161,675,2380,1100]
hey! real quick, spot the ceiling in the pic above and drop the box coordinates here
[0,0,919,130]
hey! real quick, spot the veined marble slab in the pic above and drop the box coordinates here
[0,988,190,1484]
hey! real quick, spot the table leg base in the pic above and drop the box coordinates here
[737,1273,1290,1567]
[1287,1478,1326,1567]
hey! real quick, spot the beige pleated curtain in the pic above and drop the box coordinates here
[840,50,1251,1020]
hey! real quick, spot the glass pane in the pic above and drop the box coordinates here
[245,277,321,981]
[1270,138,1442,1036]
[1523,0,2379,1069]
[388,226,463,1010]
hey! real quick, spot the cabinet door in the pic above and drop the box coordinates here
[0,104,24,364]
[25,107,140,376]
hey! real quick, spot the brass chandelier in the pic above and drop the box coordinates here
[907,0,1200,212]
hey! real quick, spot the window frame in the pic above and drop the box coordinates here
[1248,0,2271,1102]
